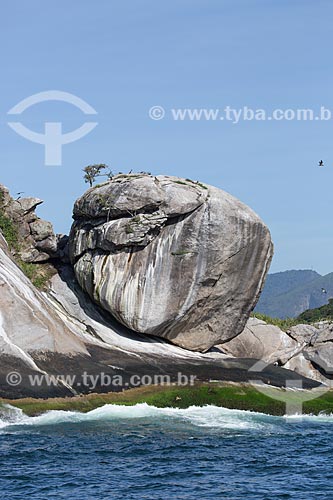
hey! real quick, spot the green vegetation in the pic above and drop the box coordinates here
[0,192,19,251]
[17,260,56,289]
[92,171,152,185]
[298,299,333,323]
[125,224,134,234]
[174,179,208,190]
[3,383,333,417]
[171,250,192,256]
[251,312,299,331]
[253,299,333,330]
[96,193,112,208]
[0,212,19,251]
[83,164,113,187]
[0,192,53,289]
[114,174,142,180]
[185,178,208,190]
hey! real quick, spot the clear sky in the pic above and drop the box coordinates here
[0,0,332,274]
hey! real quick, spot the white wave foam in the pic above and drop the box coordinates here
[285,412,333,422]
[0,403,333,433]
[0,403,276,432]
[1,403,333,433]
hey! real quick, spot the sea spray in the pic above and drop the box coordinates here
[1,402,333,435]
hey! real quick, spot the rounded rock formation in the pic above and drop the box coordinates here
[69,174,273,351]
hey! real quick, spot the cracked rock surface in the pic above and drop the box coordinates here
[69,174,273,351]
[220,317,333,386]
[0,183,63,263]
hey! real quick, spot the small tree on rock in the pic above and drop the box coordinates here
[83,164,113,187]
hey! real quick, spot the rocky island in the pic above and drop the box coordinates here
[0,174,332,413]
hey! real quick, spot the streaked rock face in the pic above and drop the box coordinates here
[0,233,88,359]
[69,174,273,351]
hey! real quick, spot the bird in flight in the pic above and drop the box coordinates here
[318,160,324,167]
[322,288,327,294]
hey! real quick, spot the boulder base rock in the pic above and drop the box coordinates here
[221,317,333,387]
[69,174,273,351]
[220,317,300,365]
[1,233,307,398]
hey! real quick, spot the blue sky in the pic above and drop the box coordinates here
[0,0,332,274]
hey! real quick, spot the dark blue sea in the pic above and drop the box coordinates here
[0,404,332,499]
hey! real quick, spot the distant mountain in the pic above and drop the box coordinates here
[255,270,333,319]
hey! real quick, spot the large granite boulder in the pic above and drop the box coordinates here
[69,174,273,351]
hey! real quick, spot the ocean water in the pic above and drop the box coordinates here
[0,404,332,499]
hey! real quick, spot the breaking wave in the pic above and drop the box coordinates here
[0,403,333,433]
